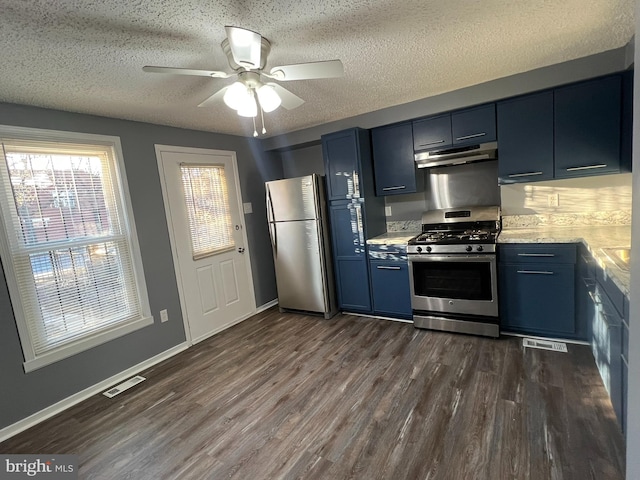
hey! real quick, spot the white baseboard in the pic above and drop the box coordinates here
[256,299,278,314]
[0,342,189,444]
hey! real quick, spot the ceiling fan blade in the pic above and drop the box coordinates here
[225,26,262,69]
[197,86,229,108]
[269,60,344,81]
[267,84,305,110]
[143,66,229,78]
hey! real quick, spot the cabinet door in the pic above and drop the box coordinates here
[497,92,554,184]
[499,263,575,336]
[370,260,412,318]
[372,122,420,196]
[322,129,361,201]
[412,115,452,151]
[329,200,371,312]
[336,259,372,312]
[554,75,622,178]
[329,200,366,258]
[452,104,496,146]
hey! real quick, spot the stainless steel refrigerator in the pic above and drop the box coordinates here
[266,174,337,318]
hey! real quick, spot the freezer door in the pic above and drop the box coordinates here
[272,219,327,313]
[266,175,320,222]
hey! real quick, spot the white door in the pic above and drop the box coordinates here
[156,145,256,344]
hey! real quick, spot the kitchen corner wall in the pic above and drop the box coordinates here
[500,173,632,226]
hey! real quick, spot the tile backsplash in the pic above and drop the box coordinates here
[500,173,632,216]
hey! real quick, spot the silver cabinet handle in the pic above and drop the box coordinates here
[377,265,401,270]
[566,164,607,172]
[417,139,445,147]
[508,171,543,178]
[517,270,554,275]
[517,253,555,257]
[456,132,486,141]
[382,185,406,191]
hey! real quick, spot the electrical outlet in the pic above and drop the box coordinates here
[385,206,392,217]
[160,309,169,323]
[547,194,559,207]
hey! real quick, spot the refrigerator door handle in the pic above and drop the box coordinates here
[266,186,277,255]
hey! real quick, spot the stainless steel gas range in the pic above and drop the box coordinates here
[407,205,501,338]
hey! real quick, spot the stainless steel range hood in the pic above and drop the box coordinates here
[414,141,497,169]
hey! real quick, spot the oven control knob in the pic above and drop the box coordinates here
[425,246,432,253]
[477,245,484,252]
[416,246,422,253]
[465,245,473,252]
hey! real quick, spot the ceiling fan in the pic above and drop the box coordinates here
[143,26,344,135]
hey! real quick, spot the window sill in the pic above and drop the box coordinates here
[23,315,155,373]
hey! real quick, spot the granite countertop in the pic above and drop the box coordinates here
[499,225,631,295]
[367,231,421,245]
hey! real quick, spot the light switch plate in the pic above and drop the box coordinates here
[385,206,392,217]
[547,194,559,207]
[160,309,169,323]
[243,202,253,214]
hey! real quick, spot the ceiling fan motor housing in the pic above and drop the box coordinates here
[221,37,271,71]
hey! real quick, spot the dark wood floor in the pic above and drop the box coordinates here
[1,308,626,479]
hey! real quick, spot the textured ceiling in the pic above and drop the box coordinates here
[0,0,634,138]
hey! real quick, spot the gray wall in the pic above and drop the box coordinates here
[626,18,639,479]
[0,102,280,429]
[277,143,324,179]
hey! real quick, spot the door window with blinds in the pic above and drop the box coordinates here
[0,127,152,372]
[181,164,235,259]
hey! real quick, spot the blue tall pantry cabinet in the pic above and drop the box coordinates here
[322,128,386,313]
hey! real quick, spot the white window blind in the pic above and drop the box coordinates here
[0,131,151,371]
[180,164,235,259]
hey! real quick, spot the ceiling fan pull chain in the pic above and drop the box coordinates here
[260,104,267,135]
[252,116,258,137]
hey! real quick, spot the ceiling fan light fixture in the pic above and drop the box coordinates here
[223,81,250,110]
[256,84,281,112]
[237,90,258,117]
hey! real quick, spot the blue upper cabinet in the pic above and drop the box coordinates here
[412,114,452,151]
[372,122,423,196]
[322,129,363,201]
[497,91,554,184]
[554,75,622,178]
[451,104,496,146]
[412,104,496,153]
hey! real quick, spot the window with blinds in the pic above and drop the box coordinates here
[180,165,235,259]
[0,129,152,371]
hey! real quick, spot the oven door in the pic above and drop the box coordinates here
[408,254,498,318]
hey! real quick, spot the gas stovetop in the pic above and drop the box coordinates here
[407,206,501,255]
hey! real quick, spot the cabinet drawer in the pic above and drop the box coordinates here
[499,244,576,264]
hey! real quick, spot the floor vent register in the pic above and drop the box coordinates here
[522,338,568,353]
[103,375,146,398]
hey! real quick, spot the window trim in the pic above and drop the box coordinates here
[0,125,153,372]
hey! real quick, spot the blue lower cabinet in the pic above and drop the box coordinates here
[335,258,372,312]
[499,244,578,338]
[370,260,412,319]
